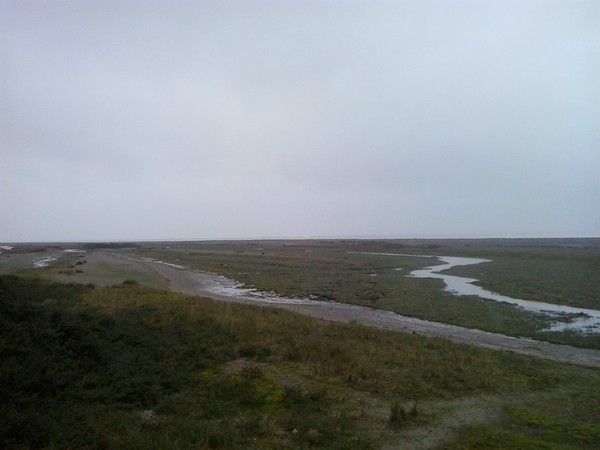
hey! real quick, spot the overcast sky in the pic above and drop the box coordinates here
[1,0,599,242]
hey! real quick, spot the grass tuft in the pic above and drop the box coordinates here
[389,401,418,428]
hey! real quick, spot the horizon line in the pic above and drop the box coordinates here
[3,235,600,245]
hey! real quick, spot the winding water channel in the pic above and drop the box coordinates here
[359,252,600,333]
[7,249,599,366]
[148,252,600,333]
[131,252,600,367]
[29,249,600,333]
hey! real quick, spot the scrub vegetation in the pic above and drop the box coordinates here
[2,274,600,449]
[138,239,600,349]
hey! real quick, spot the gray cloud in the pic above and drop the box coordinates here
[1,0,599,241]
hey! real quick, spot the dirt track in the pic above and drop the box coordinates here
[112,252,600,369]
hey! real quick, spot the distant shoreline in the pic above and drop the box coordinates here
[3,236,600,250]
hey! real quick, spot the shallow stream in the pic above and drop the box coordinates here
[407,254,600,333]
[352,252,600,332]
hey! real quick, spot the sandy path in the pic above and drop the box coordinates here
[109,252,600,368]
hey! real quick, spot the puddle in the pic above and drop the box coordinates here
[139,256,186,269]
[32,249,85,268]
[33,256,58,268]
[135,255,324,306]
[188,270,316,305]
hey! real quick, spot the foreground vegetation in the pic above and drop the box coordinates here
[2,275,600,449]
[138,240,600,349]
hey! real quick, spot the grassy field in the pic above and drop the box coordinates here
[2,274,600,449]
[135,240,600,349]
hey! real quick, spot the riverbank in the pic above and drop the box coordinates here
[4,245,600,367]
[115,251,600,368]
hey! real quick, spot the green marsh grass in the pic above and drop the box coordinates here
[138,242,600,348]
[2,274,600,449]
